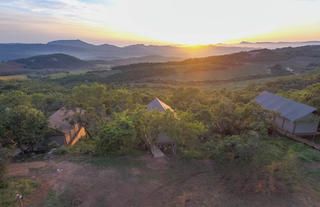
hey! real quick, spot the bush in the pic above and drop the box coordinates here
[95,112,137,155]
[0,147,14,184]
[179,150,205,159]
[0,178,40,207]
[48,141,60,149]
[53,146,69,155]
[68,138,96,155]
[205,131,260,164]
[0,162,5,184]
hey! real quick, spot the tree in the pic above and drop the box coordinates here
[95,111,137,155]
[208,97,268,136]
[134,109,166,147]
[164,111,206,150]
[67,83,108,137]
[0,106,48,152]
[0,91,30,110]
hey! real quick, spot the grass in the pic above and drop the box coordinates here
[47,71,85,79]
[29,166,56,174]
[0,178,40,207]
[44,190,61,207]
[44,189,77,207]
[141,63,270,82]
[90,156,145,168]
[0,75,27,80]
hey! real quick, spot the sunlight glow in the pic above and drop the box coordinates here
[1,0,320,45]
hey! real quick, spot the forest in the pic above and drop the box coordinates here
[0,70,320,206]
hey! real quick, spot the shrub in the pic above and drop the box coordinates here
[0,147,13,184]
[68,138,96,155]
[95,112,137,155]
[179,150,205,159]
[53,146,69,155]
[0,178,40,207]
[206,131,260,164]
[48,141,60,149]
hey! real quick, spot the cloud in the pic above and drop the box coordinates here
[1,0,320,45]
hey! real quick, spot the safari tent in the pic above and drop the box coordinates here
[147,98,174,144]
[255,91,319,136]
[48,108,86,146]
[147,97,174,113]
[147,98,176,157]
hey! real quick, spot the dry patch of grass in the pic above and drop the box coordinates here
[0,178,40,207]
[0,75,27,80]
[5,154,320,207]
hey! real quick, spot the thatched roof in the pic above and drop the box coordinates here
[147,98,174,112]
[48,108,81,134]
[255,91,317,121]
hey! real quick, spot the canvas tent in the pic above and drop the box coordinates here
[147,98,176,157]
[48,108,86,146]
[255,91,319,135]
[147,98,174,144]
[147,98,174,113]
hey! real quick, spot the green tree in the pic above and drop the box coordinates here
[134,109,166,146]
[164,111,206,150]
[95,111,137,155]
[67,83,108,137]
[0,106,48,152]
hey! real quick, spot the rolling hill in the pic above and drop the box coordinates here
[0,54,181,75]
[14,53,93,70]
[108,45,320,83]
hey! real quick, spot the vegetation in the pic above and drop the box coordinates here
[15,53,93,70]
[0,178,39,207]
[0,63,320,202]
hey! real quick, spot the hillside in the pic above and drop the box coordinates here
[0,62,27,75]
[1,69,320,207]
[91,55,182,68]
[13,53,93,70]
[109,45,320,83]
[0,54,181,75]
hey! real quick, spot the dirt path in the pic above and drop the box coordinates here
[6,155,320,207]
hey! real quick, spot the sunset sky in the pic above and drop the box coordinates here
[1,0,320,46]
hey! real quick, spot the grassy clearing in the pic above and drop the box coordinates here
[44,189,77,207]
[29,166,56,174]
[0,178,40,207]
[46,71,85,79]
[0,75,27,80]
[89,156,145,168]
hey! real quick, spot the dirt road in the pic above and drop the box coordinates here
[7,155,320,207]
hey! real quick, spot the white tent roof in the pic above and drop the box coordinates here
[147,98,174,112]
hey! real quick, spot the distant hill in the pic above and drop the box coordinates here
[91,55,182,68]
[110,45,320,82]
[0,54,181,75]
[2,39,320,62]
[13,54,93,70]
[0,39,255,61]
[232,41,320,49]
[0,62,27,76]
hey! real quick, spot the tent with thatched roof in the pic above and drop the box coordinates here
[48,108,86,146]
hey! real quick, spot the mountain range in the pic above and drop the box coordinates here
[0,40,255,61]
[230,41,320,49]
[2,39,320,62]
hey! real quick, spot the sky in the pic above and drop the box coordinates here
[0,0,320,46]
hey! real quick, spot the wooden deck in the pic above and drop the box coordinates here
[275,127,320,151]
